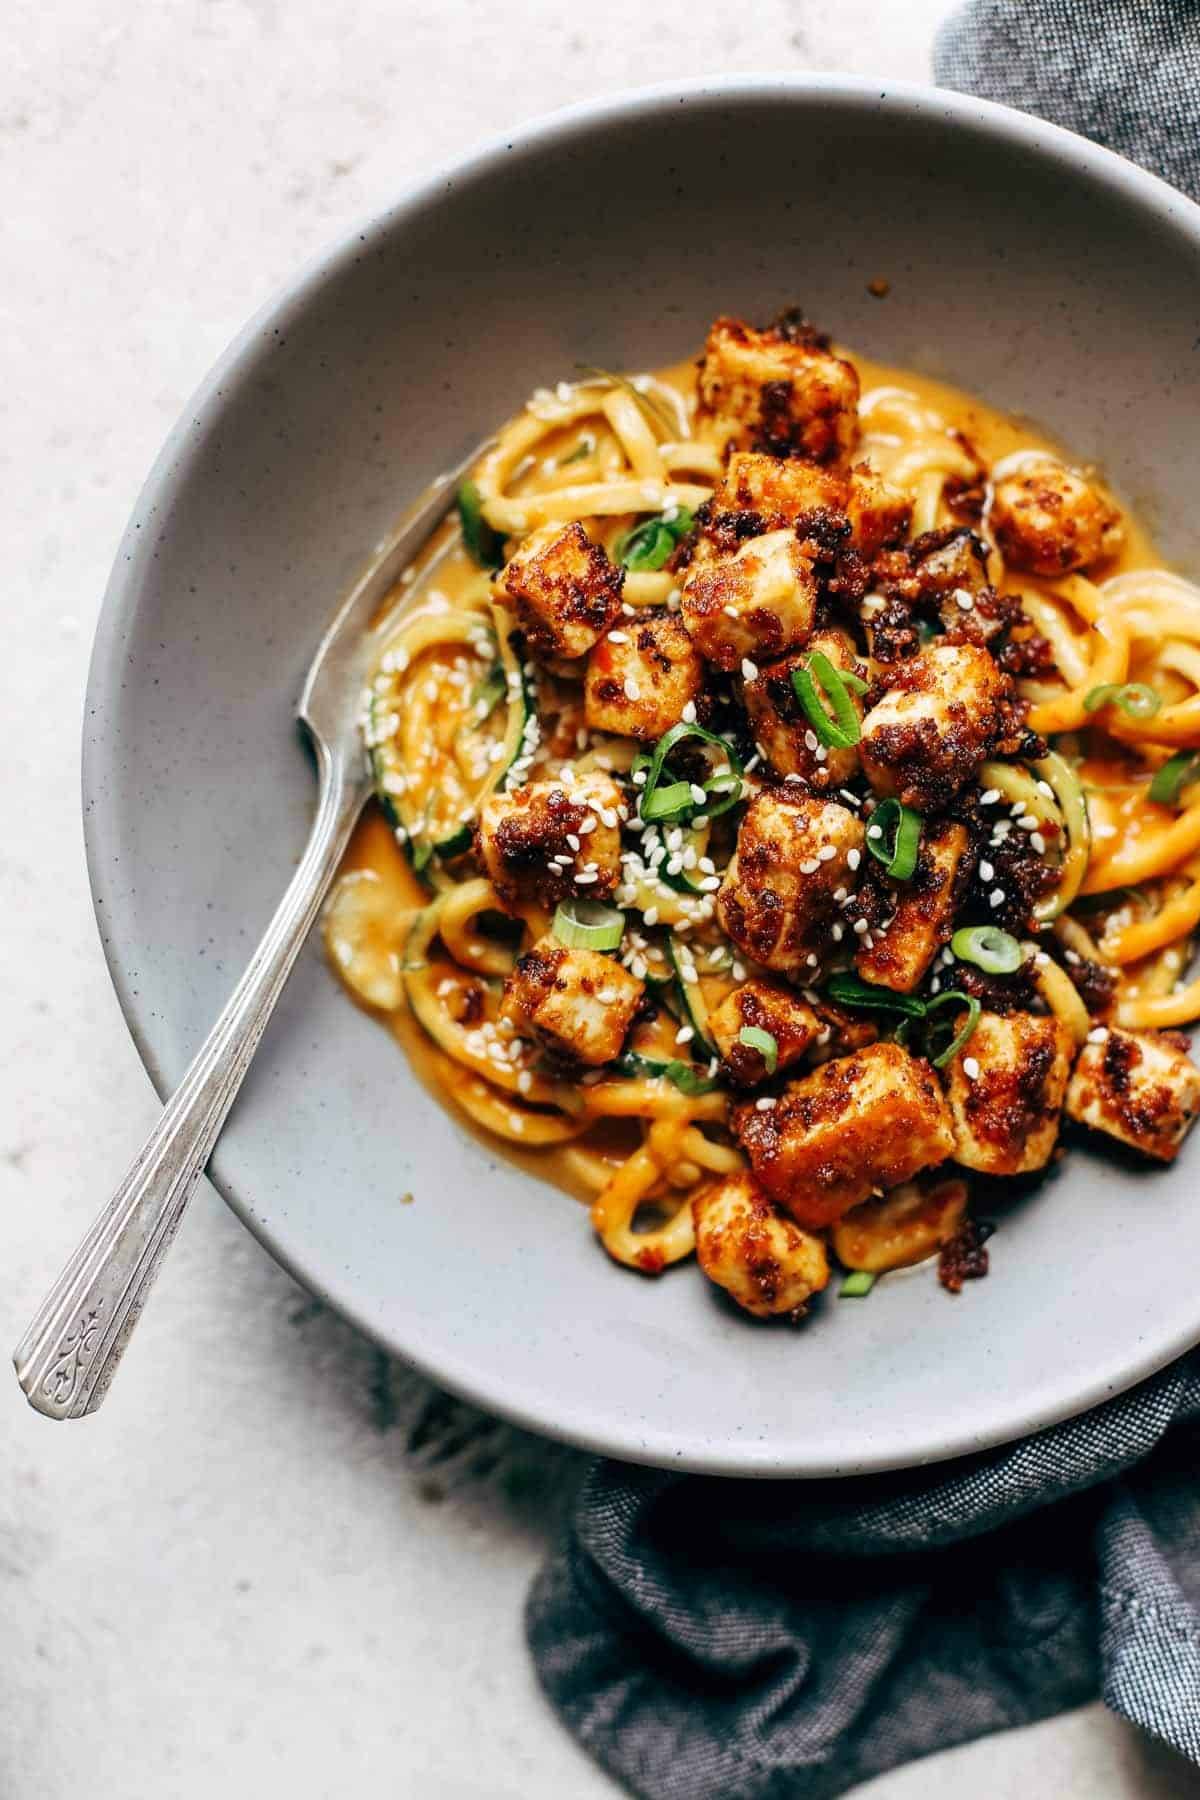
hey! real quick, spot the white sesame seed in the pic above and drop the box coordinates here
[806,953,819,968]
[800,858,821,875]
[980,788,1000,806]
[690,783,708,806]
[755,1097,777,1111]
[955,589,974,611]
[723,604,739,618]
[741,658,759,681]
[642,907,659,926]
[681,700,697,723]
[831,924,844,941]
[853,918,870,935]
[962,1056,981,1080]
[989,887,1006,908]
[608,630,629,644]
[980,860,995,881]
[867,824,882,839]
[698,875,721,892]
[1030,831,1046,855]
[517,1070,533,1096]
[1087,1026,1109,1044]
[732,961,747,980]
[676,1025,694,1044]
[847,848,862,871]
[623,677,641,701]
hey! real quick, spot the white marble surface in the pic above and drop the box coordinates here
[4,3,1199,1794]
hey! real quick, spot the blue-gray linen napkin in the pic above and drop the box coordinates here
[526,7,1200,1794]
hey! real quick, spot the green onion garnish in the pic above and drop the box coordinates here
[924,992,982,1068]
[615,508,695,573]
[951,925,1023,975]
[865,798,922,881]
[663,1060,721,1096]
[840,1271,877,1298]
[737,1025,778,1074]
[824,972,927,1017]
[1082,681,1162,720]
[790,650,867,750]
[552,899,626,952]
[410,838,433,873]
[1149,751,1200,805]
[638,721,744,826]
[457,481,506,570]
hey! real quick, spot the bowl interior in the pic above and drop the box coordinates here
[86,79,1200,1475]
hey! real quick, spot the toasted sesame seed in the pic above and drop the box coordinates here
[979,860,994,881]
[1087,1026,1108,1043]
[755,1097,777,1111]
[980,788,1000,805]
[847,848,861,871]
[853,918,870,935]
[989,887,1006,908]
[962,1056,981,1080]
[1030,831,1046,855]
[799,858,821,874]
[741,658,759,681]
[681,700,697,724]
[623,677,641,701]
[642,907,659,926]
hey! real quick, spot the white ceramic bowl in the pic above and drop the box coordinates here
[85,76,1200,1476]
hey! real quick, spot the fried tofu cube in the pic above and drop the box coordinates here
[832,1176,969,1274]
[855,820,968,993]
[709,454,909,554]
[946,1010,1074,1174]
[693,1173,830,1317]
[716,791,865,973]
[476,772,623,908]
[859,643,1011,811]
[680,529,817,671]
[503,935,643,1066]
[708,979,821,1087]
[1065,1027,1200,1163]
[496,521,623,659]
[697,314,860,463]
[742,627,865,788]
[991,458,1124,575]
[583,611,703,740]
[732,1042,955,1228]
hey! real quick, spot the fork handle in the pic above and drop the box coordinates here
[13,749,366,1420]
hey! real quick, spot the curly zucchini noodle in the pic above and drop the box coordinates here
[324,349,1200,1281]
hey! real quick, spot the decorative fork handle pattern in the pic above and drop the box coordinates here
[13,746,366,1420]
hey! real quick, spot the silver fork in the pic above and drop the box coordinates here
[13,445,484,1419]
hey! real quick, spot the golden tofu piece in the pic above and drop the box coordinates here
[709,453,909,554]
[742,627,865,789]
[716,791,865,973]
[946,1010,1074,1174]
[476,772,623,908]
[680,530,817,671]
[583,611,703,741]
[693,1172,830,1317]
[733,1041,955,1228]
[832,1176,969,1273]
[697,314,859,462]
[855,820,968,993]
[859,643,1011,811]
[708,978,821,1087]
[991,458,1124,575]
[1065,1027,1200,1162]
[503,935,643,1066]
[496,521,623,659]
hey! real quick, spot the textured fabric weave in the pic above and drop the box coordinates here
[527,7,1200,1793]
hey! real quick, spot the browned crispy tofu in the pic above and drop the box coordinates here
[742,627,865,788]
[709,453,909,554]
[859,644,1011,811]
[583,611,703,740]
[732,1041,955,1228]
[855,820,968,993]
[477,772,622,907]
[697,315,860,462]
[496,522,623,659]
[716,791,865,973]
[680,529,817,671]
[503,935,642,1065]
[708,979,821,1087]
[1065,1027,1200,1162]
[945,1010,1074,1174]
[693,1172,830,1317]
[991,458,1124,575]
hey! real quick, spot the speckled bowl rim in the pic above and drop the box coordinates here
[84,74,1200,1476]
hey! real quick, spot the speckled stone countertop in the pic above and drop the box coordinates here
[4,2,1198,1793]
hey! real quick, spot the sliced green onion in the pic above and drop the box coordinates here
[662,1060,721,1096]
[865,798,922,881]
[639,721,744,827]
[790,650,865,750]
[824,972,927,1017]
[615,508,695,573]
[926,992,982,1069]
[457,481,506,570]
[469,664,507,721]
[1149,751,1200,806]
[410,838,433,873]
[737,1025,778,1074]
[951,925,1023,975]
[552,899,626,952]
[840,1271,877,1298]
[562,435,594,465]
[1082,681,1162,720]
